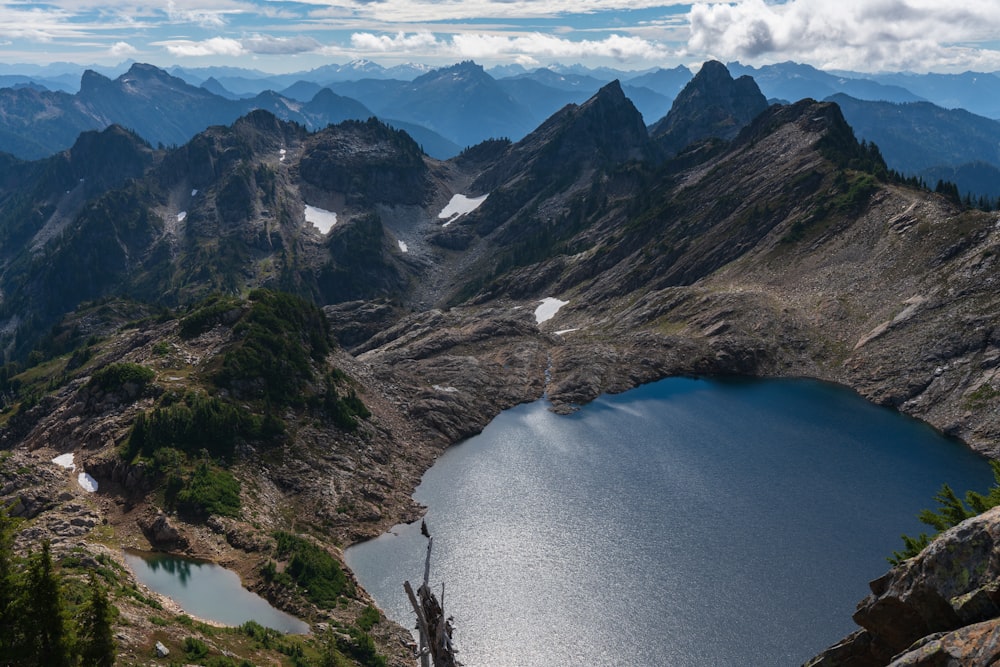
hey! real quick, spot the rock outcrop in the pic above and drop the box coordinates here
[808,506,1000,666]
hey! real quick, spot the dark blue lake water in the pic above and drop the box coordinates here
[345,377,995,666]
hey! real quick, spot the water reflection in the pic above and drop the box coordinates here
[125,551,309,633]
[144,554,193,585]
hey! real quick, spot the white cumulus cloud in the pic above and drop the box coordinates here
[158,36,245,57]
[346,31,672,63]
[242,34,322,55]
[686,0,1000,72]
[109,41,137,58]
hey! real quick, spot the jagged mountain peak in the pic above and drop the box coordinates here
[116,63,195,91]
[651,59,768,156]
[415,60,491,86]
[65,124,154,188]
[78,68,114,93]
[519,79,649,161]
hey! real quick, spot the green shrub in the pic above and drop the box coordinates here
[179,295,242,339]
[175,462,241,518]
[336,628,387,667]
[88,362,155,392]
[183,636,209,660]
[357,605,380,632]
[125,392,265,462]
[214,290,331,405]
[272,532,352,607]
[890,460,1000,564]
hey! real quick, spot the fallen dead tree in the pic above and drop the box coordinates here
[404,521,459,667]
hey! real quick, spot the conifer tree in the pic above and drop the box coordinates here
[0,510,16,663]
[23,541,72,667]
[79,572,116,667]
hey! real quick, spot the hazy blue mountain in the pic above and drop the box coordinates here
[77,64,239,147]
[300,88,373,124]
[168,65,272,87]
[828,93,1000,173]
[0,63,426,159]
[281,80,325,102]
[200,77,244,100]
[728,61,925,104]
[868,71,1000,119]
[487,63,530,79]
[624,66,693,98]
[495,77,592,125]
[0,86,103,158]
[622,85,673,125]
[335,62,535,148]
[920,162,1000,201]
[506,68,609,91]
[331,78,409,108]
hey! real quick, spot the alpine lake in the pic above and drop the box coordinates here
[345,377,994,666]
[124,550,309,634]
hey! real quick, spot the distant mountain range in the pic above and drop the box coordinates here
[1,59,999,200]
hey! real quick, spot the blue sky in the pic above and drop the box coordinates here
[1,0,999,73]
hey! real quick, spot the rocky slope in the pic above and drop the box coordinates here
[2,60,1000,665]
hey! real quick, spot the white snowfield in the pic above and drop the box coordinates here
[438,194,488,227]
[52,453,75,470]
[177,211,187,222]
[305,205,338,234]
[398,240,409,253]
[52,453,99,492]
[78,473,98,493]
[535,297,568,324]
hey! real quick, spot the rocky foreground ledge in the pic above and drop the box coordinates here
[807,505,1000,666]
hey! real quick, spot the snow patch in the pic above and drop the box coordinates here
[279,148,287,162]
[78,472,98,493]
[554,328,579,336]
[535,297,568,324]
[432,385,459,393]
[177,211,187,222]
[305,205,338,234]
[398,240,408,253]
[52,453,76,470]
[191,189,198,197]
[438,194,488,227]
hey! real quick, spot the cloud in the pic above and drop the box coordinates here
[299,0,698,23]
[157,37,246,57]
[109,41,138,58]
[165,0,229,28]
[349,32,442,53]
[346,31,672,63]
[242,34,322,54]
[686,0,1000,72]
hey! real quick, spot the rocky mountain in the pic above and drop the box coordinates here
[650,59,769,155]
[5,59,1000,665]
